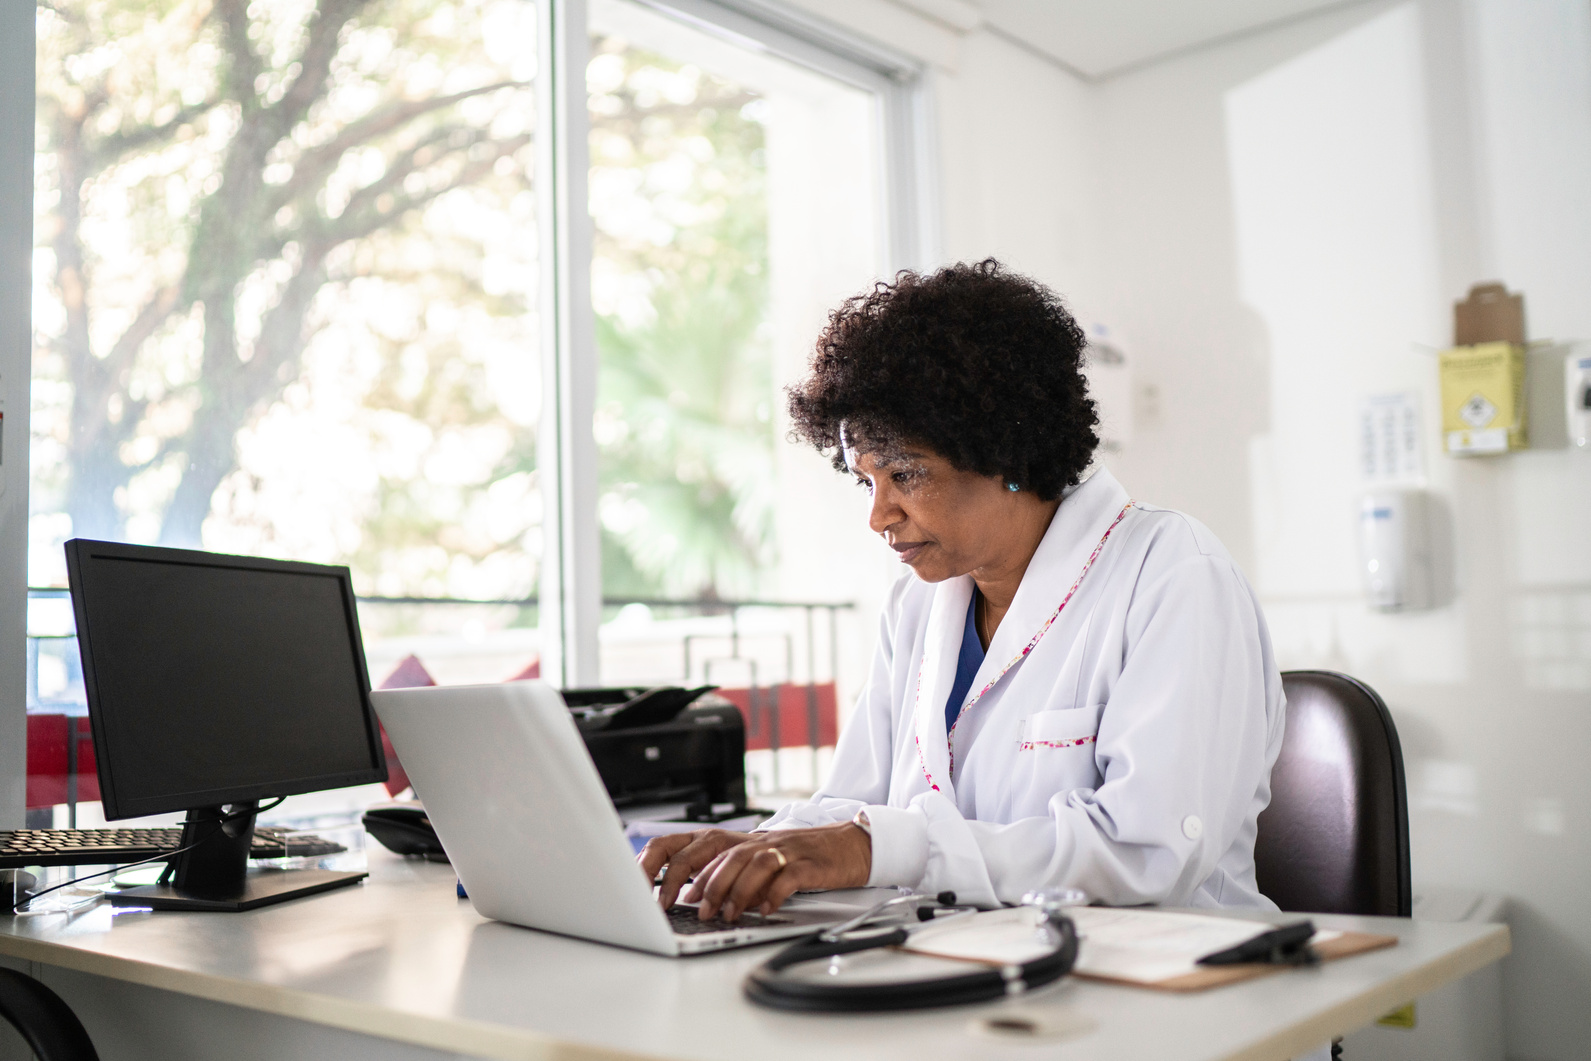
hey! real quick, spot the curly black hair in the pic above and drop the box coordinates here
[786,259,1098,501]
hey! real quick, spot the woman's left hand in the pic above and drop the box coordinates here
[685,822,872,922]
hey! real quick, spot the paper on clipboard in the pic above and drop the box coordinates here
[1068,907,1350,987]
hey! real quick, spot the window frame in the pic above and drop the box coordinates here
[631,0,935,273]
[0,0,931,818]
[541,0,933,686]
[1,2,37,827]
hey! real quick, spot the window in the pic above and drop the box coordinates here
[585,0,905,792]
[12,0,927,819]
[28,0,545,664]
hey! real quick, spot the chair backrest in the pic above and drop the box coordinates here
[1255,670,1412,917]
[0,968,100,1061]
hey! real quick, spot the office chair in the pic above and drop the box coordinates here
[1255,670,1412,918]
[0,968,100,1061]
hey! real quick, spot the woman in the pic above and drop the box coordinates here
[640,259,1286,924]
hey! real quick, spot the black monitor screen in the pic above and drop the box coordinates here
[67,540,386,819]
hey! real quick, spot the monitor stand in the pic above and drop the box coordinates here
[108,802,366,912]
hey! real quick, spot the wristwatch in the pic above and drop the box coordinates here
[851,809,872,836]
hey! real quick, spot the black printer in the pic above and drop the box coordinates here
[364,685,752,861]
[561,686,748,820]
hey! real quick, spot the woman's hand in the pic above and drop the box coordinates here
[637,829,756,911]
[640,823,872,922]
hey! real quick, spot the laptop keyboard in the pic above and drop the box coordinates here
[665,904,792,935]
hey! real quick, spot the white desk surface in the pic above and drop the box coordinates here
[0,849,1509,1061]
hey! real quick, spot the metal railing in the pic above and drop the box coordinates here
[24,588,858,799]
[356,594,857,792]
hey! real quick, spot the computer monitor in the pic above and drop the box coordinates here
[65,539,388,911]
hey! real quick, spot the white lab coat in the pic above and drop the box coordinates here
[762,468,1287,910]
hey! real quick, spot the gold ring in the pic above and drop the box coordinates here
[768,847,788,870]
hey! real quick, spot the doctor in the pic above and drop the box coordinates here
[640,259,1287,924]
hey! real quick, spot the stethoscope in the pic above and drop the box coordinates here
[743,889,1083,1012]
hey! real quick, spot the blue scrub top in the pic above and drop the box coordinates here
[945,592,986,733]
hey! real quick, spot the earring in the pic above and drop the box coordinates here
[1006,481,1020,492]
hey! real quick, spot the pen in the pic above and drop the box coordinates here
[1197,920,1318,966]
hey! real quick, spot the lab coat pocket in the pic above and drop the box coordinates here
[1020,705,1103,750]
[1010,704,1104,819]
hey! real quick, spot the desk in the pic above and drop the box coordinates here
[0,849,1509,1061]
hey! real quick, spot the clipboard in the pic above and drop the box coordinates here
[1066,907,1398,992]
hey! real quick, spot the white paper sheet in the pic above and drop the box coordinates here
[1067,907,1338,983]
[904,907,1058,965]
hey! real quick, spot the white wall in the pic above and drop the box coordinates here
[932,30,1102,313]
[1092,3,1591,1059]
[793,1,1591,1057]
[782,0,1103,728]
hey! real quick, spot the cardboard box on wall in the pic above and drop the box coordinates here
[1441,283,1529,456]
[1453,282,1524,346]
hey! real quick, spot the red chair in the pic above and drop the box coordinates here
[713,682,838,752]
[371,653,544,797]
[374,655,439,797]
[23,655,449,809]
[25,715,100,811]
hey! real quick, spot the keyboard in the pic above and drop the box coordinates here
[665,903,791,935]
[0,826,346,869]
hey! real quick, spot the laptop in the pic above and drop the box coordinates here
[372,680,856,955]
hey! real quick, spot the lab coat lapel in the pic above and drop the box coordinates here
[911,574,974,796]
[955,470,1131,726]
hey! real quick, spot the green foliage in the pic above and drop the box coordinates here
[30,0,779,604]
[589,37,775,599]
[32,0,543,596]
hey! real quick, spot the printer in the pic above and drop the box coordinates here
[561,686,748,820]
[363,684,751,861]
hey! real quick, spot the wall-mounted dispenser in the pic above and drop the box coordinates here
[1083,323,1133,455]
[1359,489,1435,612]
[1570,348,1591,450]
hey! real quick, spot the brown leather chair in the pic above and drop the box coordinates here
[1255,670,1412,917]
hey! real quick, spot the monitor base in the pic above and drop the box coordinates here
[109,867,367,912]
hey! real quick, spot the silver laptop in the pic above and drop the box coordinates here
[372,680,855,955]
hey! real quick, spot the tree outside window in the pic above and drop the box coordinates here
[31,0,777,606]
